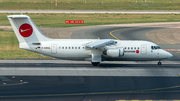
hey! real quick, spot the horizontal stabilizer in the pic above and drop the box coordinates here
[7,15,29,19]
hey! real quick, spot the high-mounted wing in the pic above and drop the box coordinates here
[85,39,115,48]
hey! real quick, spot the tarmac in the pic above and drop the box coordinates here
[0,60,180,76]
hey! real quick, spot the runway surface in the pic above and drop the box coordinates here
[1,76,180,101]
[0,60,180,76]
[1,10,180,14]
[1,24,180,100]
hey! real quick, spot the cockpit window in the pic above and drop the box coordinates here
[151,46,161,50]
[157,46,161,49]
[151,46,154,50]
[154,46,157,49]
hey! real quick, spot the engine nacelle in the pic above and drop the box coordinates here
[103,48,124,57]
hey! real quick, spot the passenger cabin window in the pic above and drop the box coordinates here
[131,47,133,49]
[128,47,130,49]
[62,47,64,49]
[65,47,67,49]
[69,47,70,49]
[59,46,61,49]
[78,47,80,49]
[72,47,74,49]
[75,47,77,49]
[137,47,139,49]
[124,47,126,49]
[134,47,136,49]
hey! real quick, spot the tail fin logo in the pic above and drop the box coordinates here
[19,23,33,37]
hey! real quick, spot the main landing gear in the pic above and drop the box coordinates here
[91,62,100,66]
[158,60,162,66]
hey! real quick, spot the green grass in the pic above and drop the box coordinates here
[0,30,50,59]
[2,0,180,3]
[0,0,180,10]
[1,13,180,59]
[2,13,180,27]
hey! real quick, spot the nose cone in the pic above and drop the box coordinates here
[167,52,173,58]
[160,50,173,59]
[162,50,173,59]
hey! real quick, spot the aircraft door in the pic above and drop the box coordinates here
[51,44,57,54]
[141,44,147,55]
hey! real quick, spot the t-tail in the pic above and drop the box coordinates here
[7,15,50,50]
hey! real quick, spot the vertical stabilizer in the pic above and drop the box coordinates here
[7,15,49,43]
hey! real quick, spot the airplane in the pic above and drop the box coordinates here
[7,15,173,66]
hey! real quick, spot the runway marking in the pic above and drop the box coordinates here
[1,90,180,98]
[110,29,121,40]
[132,100,139,101]
[145,100,153,101]
[0,82,28,86]
[1,84,180,98]
[109,28,134,40]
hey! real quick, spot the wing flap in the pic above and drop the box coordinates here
[86,39,115,48]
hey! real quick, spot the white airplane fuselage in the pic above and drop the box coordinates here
[22,39,171,61]
[7,15,173,66]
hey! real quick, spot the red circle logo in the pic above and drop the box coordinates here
[136,50,139,54]
[19,23,33,37]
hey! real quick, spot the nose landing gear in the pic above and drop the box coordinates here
[158,60,162,66]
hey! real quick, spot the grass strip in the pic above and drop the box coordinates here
[1,13,180,28]
[1,0,180,10]
[0,31,50,59]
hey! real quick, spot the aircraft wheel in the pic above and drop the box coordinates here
[91,62,100,66]
[158,61,162,66]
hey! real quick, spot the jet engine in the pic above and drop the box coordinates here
[103,48,124,57]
